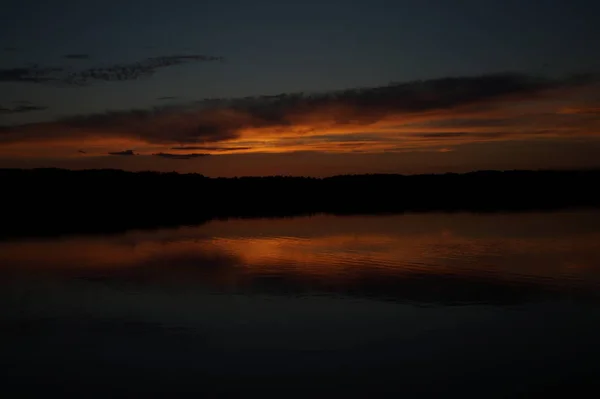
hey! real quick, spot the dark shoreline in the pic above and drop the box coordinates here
[2,167,600,239]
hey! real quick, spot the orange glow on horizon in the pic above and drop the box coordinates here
[1,82,599,160]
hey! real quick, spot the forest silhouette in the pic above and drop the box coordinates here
[2,168,599,239]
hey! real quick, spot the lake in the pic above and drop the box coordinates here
[2,211,600,397]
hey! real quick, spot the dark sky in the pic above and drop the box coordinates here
[1,0,600,176]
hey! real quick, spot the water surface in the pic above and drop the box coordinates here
[2,211,600,397]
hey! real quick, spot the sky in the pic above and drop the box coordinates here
[1,0,600,176]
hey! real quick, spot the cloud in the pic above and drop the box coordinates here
[157,96,178,101]
[558,106,600,115]
[152,152,210,159]
[1,72,599,157]
[170,146,252,151]
[63,54,223,85]
[0,104,48,114]
[0,54,223,85]
[63,54,91,60]
[108,149,136,156]
[419,132,471,138]
[0,65,64,83]
[416,117,516,129]
[416,132,510,139]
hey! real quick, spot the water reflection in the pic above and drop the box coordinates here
[2,211,600,305]
[2,211,600,397]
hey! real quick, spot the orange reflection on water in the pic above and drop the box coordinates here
[206,231,600,285]
[1,212,600,292]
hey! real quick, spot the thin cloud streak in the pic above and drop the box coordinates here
[0,54,223,85]
[0,66,64,83]
[0,104,48,114]
[108,149,136,156]
[152,152,210,159]
[170,146,252,151]
[63,54,91,60]
[63,54,224,85]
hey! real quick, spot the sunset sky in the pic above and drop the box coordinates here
[1,0,600,176]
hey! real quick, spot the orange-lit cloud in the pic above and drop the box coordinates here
[558,106,600,115]
[1,72,599,158]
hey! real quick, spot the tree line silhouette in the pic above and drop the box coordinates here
[2,168,600,238]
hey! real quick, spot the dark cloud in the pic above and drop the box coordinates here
[303,133,387,142]
[108,150,136,156]
[0,66,64,83]
[0,72,596,147]
[152,152,210,159]
[63,54,91,60]
[63,54,223,85]
[0,104,48,114]
[12,105,48,113]
[0,54,222,85]
[180,72,596,132]
[170,146,251,151]
[38,107,242,144]
[3,47,18,52]
[78,149,86,154]
[157,96,178,101]
[148,54,223,66]
[419,132,471,138]
[317,72,596,114]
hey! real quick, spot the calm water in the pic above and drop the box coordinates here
[2,211,600,397]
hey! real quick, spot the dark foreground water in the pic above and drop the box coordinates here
[2,211,600,397]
